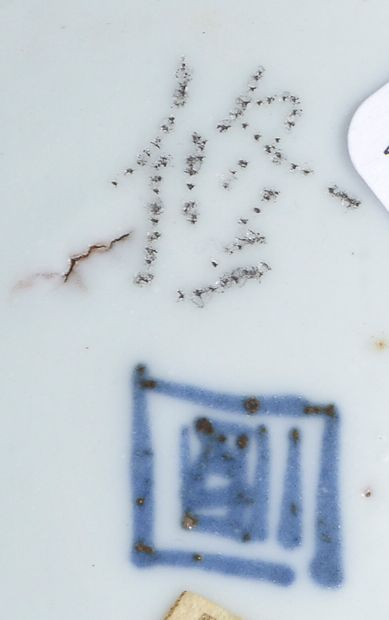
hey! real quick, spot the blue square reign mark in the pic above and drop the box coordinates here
[131,364,343,588]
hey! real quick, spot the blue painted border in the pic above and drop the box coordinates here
[131,364,343,587]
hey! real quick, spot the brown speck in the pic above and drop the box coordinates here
[242,532,251,542]
[244,397,260,414]
[111,180,118,186]
[136,364,146,375]
[290,502,298,515]
[136,497,145,506]
[182,513,199,530]
[304,404,335,418]
[218,434,226,443]
[192,553,203,562]
[135,542,154,555]
[141,379,157,389]
[236,434,249,449]
[362,488,372,498]
[195,417,214,434]
[291,429,300,444]
[259,424,267,435]
[374,339,388,351]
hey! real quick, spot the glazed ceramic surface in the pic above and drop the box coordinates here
[2,1,389,619]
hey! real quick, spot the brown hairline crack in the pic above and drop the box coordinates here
[63,231,132,283]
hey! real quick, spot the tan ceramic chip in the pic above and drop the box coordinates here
[164,591,241,620]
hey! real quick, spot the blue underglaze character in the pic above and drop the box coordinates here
[131,364,343,588]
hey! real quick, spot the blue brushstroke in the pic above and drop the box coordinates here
[131,365,154,559]
[134,549,295,586]
[277,428,303,549]
[310,414,343,587]
[250,424,270,541]
[153,377,305,418]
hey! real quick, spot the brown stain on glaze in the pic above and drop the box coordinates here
[236,434,249,449]
[140,379,157,389]
[304,404,335,418]
[195,417,214,435]
[182,513,199,530]
[244,397,260,414]
[135,542,154,555]
[291,429,300,444]
[374,339,389,351]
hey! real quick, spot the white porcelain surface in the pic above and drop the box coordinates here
[2,1,389,618]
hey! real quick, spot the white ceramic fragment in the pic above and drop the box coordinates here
[349,82,389,211]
